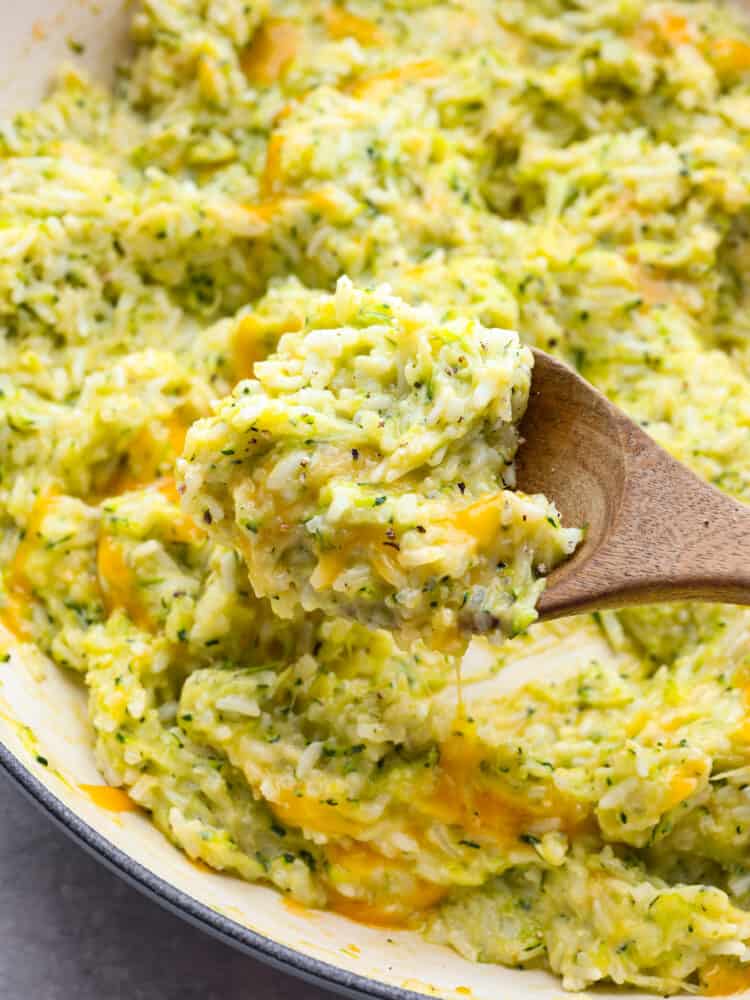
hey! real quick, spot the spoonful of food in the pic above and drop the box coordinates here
[180,278,750,643]
[516,349,750,622]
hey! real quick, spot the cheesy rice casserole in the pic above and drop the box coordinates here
[3,0,750,992]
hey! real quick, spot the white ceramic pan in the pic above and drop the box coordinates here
[0,4,686,999]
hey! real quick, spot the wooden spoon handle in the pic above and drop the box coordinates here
[537,415,750,620]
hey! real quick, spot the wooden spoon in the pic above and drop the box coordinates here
[515,349,750,621]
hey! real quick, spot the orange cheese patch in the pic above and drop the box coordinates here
[241,20,299,86]
[310,525,405,592]
[97,534,153,631]
[634,10,696,50]
[733,686,750,743]
[80,784,138,813]
[712,38,750,78]
[324,6,382,45]
[271,790,365,838]
[284,896,314,919]
[701,959,750,996]
[100,417,189,499]
[450,492,507,549]
[325,843,446,927]
[242,187,343,238]
[1,488,58,639]
[309,493,513,599]
[154,478,204,545]
[656,12,694,45]
[663,763,704,811]
[327,888,444,928]
[242,198,284,227]
[0,591,32,641]
[347,60,443,98]
[423,716,591,843]
[232,312,303,381]
[310,550,350,590]
[261,133,286,198]
[156,476,182,507]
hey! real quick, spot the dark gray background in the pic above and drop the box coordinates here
[0,776,335,1000]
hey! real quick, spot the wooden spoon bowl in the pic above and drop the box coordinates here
[515,350,750,621]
